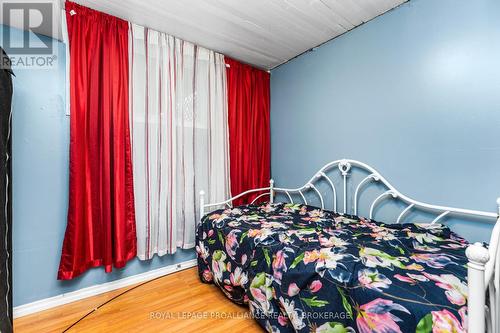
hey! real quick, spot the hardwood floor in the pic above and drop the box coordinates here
[14,267,263,333]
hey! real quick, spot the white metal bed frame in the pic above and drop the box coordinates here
[199,159,500,333]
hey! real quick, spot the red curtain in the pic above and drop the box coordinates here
[225,58,270,206]
[58,2,136,280]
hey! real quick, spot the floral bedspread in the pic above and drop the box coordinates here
[196,203,469,333]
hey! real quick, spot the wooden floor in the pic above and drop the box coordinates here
[14,267,263,333]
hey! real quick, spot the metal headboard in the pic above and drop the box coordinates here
[201,158,498,223]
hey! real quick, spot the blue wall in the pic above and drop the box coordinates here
[2,25,195,307]
[270,0,500,243]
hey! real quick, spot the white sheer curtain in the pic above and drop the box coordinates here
[129,24,230,260]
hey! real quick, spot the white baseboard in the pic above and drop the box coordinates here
[13,259,198,319]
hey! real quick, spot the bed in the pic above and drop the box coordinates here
[196,159,500,333]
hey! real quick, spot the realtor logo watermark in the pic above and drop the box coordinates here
[1,1,58,69]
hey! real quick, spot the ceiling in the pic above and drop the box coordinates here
[2,0,407,70]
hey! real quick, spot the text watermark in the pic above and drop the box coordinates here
[1,1,58,69]
[149,311,352,321]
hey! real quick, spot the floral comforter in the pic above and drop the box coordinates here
[196,203,469,333]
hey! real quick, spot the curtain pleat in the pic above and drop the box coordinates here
[58,2,136,280]
[225,58,270,206]
[129,24,230,260]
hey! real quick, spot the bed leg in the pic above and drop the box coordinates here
[466,242,490,333]
[199,190,205,222]
[269,179,274,204]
